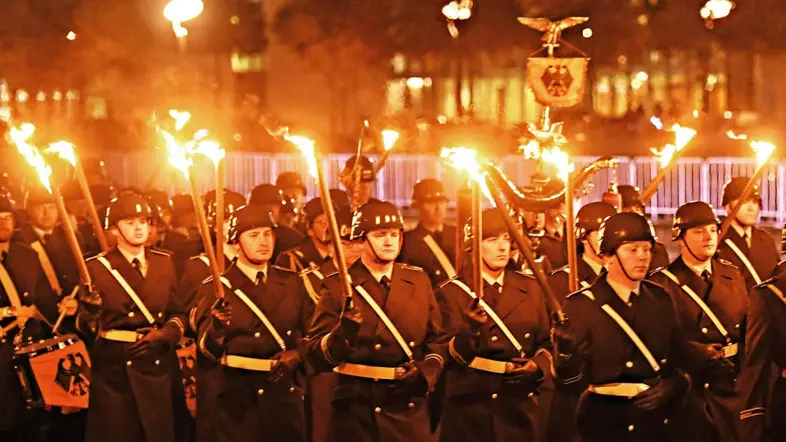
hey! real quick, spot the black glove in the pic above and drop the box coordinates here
[128,323,180,358]
[268,349,303,383]
[551,316,577,355]
[632,374,689,410]
[331,297,363,347]
[78,284,102,314]
[466,299,488,334]
[504,357,544,388]
[209,298,232,338]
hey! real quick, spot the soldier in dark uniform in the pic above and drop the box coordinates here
[617,184,670,270]
[716,177,779,291]
[435,207,552,442]
[649,201,747,442]
[61,180,116,256]
[545,201,616,442]
[308,200,448,442]
[277,197,335,272]
[339,155,379,208]
[738,270,786,441]
[399,179,457,288]
[277,172,307,230]
[250,184,305,261]
[144,190,173,248]
[0,194,63,442]
[161,194,204,278]
[77,193,188,442]
[196,204,310,442]
[541,204,567,269]
[552,212,704,442]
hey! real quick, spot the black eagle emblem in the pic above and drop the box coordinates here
[55,353,90,397]
[541,64,573,97]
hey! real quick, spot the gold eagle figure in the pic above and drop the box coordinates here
[517,17,589,46]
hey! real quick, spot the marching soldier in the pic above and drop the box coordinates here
[0,194,64,442]
[650,201,747,442]
[551,212,704,442]
[162,194,204,278]
[617,185,670,270]
[340,155,380,208]
[277,197,335,272]
[436,207,552,442]
[545,201,616,442]
[144,190,173,247]
[250,184,306,261]
[716,177,779,291]
[61,180,116,256]
[399,179,458,288]
[738,268,786,441]
[196,204,310,442]
[308,200,448,442]
[77,193,188,442]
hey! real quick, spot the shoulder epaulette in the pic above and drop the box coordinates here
[565,287,592,300]
[86,252,107,262]
[549,264,569,276]
[294,250,305,259]
[150,248,172,256]
[716,258,738,268]
[400,263,424,272]
[513,269,536,279]
[648,266,667,276]
[271,264,296,274]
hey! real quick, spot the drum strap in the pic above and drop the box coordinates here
[354,285,413,361]
[660,269,731,343]
[450,279,524,355]
[30,241,62,295]
[219,277,286,351]
[581,290,661,373]
[423,234,457,279]
[0,261,22,308]
[96,257,155,325]
[724,239,762,285]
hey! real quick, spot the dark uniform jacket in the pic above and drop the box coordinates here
[15,224,81,297]
[650,256,747,442]
[556,274,706,442]
[651,241,671,272]
[717,225,779,291]
[159,229,204,280]
[81,247,187,442]
[273,226,306,265]
[276,238,330,272]
[179,252,236,335]
[548,257,603,306]
[738,276,786,442]
[435,271,552,442]
[0,241,59,431]
[197,262,311,442]
[539,234,567,270]
[308,260,449,442]
[399,223,458,288]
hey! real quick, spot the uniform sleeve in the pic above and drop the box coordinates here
[297,275,317,361]
[737,288,774,442]
[306,276,346,372]
[164,258,186,340]
[530,283,554,377]
[177,260,202,335]
[554,296,590,392]
[75,260,102,337]
[423,276,449,369]
[434,284,465,337]
[196,281,225,361]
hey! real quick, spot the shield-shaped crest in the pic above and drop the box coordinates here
[527,57,589,107]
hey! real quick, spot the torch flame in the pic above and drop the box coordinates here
[650,124,697,168]
[520,140,541,160]
[540,146,575,183]
[286,135,318,180]
[45,140,77,166]
[440,147,494,203]
[169,109,191,131]
[8,123,53,193]
[160,129,192,179]
[751,141,775,167]
[193,140,225,167]
[381,130,400,152]
[159,109,224,176]
[726,130,748,141]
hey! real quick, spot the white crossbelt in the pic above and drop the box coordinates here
[724,239,762,285]
[333,362,399,380]
[219,277,286,351]
[581,290,661,373]
[588,382,650,397]
[423,234,457,279]
[220,354,275,371]
[30,241,62,295]
[660,269,732,344]
[354,285,413,361]
[96,256,156,325]
[98,329,140,343]
[467,356,509,374]
[0,261,22,310]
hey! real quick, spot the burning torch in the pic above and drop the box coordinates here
[640,124,697,204]
[374,129,400,178]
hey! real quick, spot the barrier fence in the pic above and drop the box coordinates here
[104,152,786,227]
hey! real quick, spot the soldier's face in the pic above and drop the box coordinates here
[681,224,718,261]
[365,228,402,262]
[608,241,652,281]
[29,203,59,230]
[113,217,150,247]
[0,212,14,242]
[419,200,447,226]
[730,199,760,226]
[308,214,330,244]
[481,233,511,271]
[582,231,601,255]
[239,227,274,264]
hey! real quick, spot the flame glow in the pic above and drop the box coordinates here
[160,129,192,179]
[8,123,53,193]
[286,135,318,180]
[381,130,400,152]
[520,140,541,160]
[158,109,224,179]
[751,141,776,167]
[193,140,225,167]
[540,146,575,182]
[649,124,697,168]
[726,130,748,141]
[440,147,494,203]
[45,141,77,166]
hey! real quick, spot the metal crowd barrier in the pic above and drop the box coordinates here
[104,152,786,227]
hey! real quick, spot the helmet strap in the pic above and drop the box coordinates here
[614,252,641,282]
[365,237,395,265]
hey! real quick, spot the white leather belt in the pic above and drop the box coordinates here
[98,329,140,343]
[588,383,650,398]
[220,355,275,372]
[333,362,402,380]
[468,357,509,374]
[722,343,739,358]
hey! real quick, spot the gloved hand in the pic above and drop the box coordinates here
[58,297,79,317]
[209,298,233,338]
[551,316,577,355]
[128,323,180,358]
[78,284,102,312]
[504,358,544,388]
[331,297,363,347]
[268,349,303,383]
[465,299,488,334]
[632,373,689,410]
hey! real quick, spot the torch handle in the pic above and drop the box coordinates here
[564,174,579,293]
[375,150,393,178]
[215,161,225,274]
[74,161,110,253]
[314,150,354,301]
[188,169,225,299]
[52,187,92,288]
[640,165,671,205]
[719,163,768,239]
[471,182,483,299]
[484,177,566,322]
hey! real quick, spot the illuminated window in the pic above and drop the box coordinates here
[86,96,107,119]
[231,52,264,73]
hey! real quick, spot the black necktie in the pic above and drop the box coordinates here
[483,282,502,309]
[701,270,712,285]
[42,233,51,245]
[743,232,751,248]
[380,276,391,293]
[627,291,638,307]
[256,271,266,286]
[132,258,143,277]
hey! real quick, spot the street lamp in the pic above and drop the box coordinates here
[163,0,204,49]
[700,0,734,28]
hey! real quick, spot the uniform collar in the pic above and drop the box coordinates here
[361,257,393,284]
[235,258,267,284]
[118,245,145,266]
[482,271,505,288]
[683,256,712,277]
[582,254,605,276]
[33,226,53,239]
[731,223,752,239]
[223,245,238,261]
[606,276,640,305]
